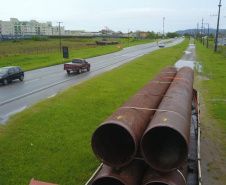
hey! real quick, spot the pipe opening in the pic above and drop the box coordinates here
[141,127,187,171]
[145,183,169,185]
[92,177,124,185]
[92,123,135,167]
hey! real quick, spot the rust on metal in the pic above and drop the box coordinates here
[141,66,194,172]
[92,66,177,167]
[141,165,187,185]
[92,159,146,185]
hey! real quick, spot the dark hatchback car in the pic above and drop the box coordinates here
[0,66,24,85]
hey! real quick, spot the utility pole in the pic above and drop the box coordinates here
[163,17,165,37]
[197,23,199,39]
[203,27,205,45]
[128,29,130,43]
[205,23,209,48]
[215,0,222,52]
[57,22,63,51]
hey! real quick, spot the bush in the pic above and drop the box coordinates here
[30,36,41,41]
[42,36,49,41]
[12,39,20,43]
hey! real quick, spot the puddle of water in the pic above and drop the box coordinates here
[210,99,226,101]
[184,51,192,54]
[194,62,203,73]
[0,106,27,124]
[188,44,195,49]
[196,75,210,80]
[174,60,196,69]
[174,60,203,72]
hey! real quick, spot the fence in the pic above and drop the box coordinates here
[198,39,226,56]
[0,44,99,58]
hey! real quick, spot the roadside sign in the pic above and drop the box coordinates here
[62,46,69,59]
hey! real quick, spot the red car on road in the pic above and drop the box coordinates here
[64,58,90,74]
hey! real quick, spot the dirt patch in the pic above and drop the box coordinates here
[194,76,226,185]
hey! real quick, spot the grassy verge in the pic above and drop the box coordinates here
[0,39,156,71]
[195,41,226,152]
[0,39,189,185]
[164,40,173,44]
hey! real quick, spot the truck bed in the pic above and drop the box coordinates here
[86,89,202,185]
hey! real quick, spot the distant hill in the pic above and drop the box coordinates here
[175,29,226,35]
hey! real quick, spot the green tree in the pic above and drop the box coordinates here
[146,31,158,39]
[166,32,181,38]
[184,33,192,38]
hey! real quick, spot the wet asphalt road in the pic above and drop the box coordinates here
[0,38,184,124]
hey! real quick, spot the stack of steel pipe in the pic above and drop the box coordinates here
[141,66,194,173]
[92,160,146,185]
[141,164,188,185]
[90,66,194,185]
[91,66,177,168]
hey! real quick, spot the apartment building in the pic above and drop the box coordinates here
[0,19,14,35]
[0,18,64,36]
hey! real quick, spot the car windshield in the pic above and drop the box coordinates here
[0,68,8,74]
[72,59,82,64]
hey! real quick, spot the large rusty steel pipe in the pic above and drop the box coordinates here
[92,66,177,167]
[141,66,194,172]
[141,165,188,185]
[92,160,146,185]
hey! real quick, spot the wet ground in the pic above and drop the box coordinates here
[174,42,198,69]
[174,40,226,185]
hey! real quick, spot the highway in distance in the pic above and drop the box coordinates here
[0,38,184,124]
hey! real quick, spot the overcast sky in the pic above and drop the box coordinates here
[1,0,225,33]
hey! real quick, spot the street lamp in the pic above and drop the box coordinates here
[163,17,165,37]
[57,22,63,51]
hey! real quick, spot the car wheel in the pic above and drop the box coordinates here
[3,79,8,85]
[78,68,82,74]
[87,66,90,71]
[67,70,70,74]
[19,75,24,81]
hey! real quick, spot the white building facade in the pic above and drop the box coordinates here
[0,18,65,36]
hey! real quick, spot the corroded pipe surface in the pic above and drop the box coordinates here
[141,66,194,172]
[141,165,187,185]
[92,66,177,167]
[92,160,146,185]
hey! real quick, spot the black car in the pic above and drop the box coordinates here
[0,66,24,85]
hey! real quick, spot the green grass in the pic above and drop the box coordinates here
[0,38,96,56]
[0,38,154,55]
[164,40,173,44]
[195,41,226,130]
[0,38,156,71]
[0,39,189,185]
[195,41,226,158]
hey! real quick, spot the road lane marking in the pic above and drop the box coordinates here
[0,39,183,104]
